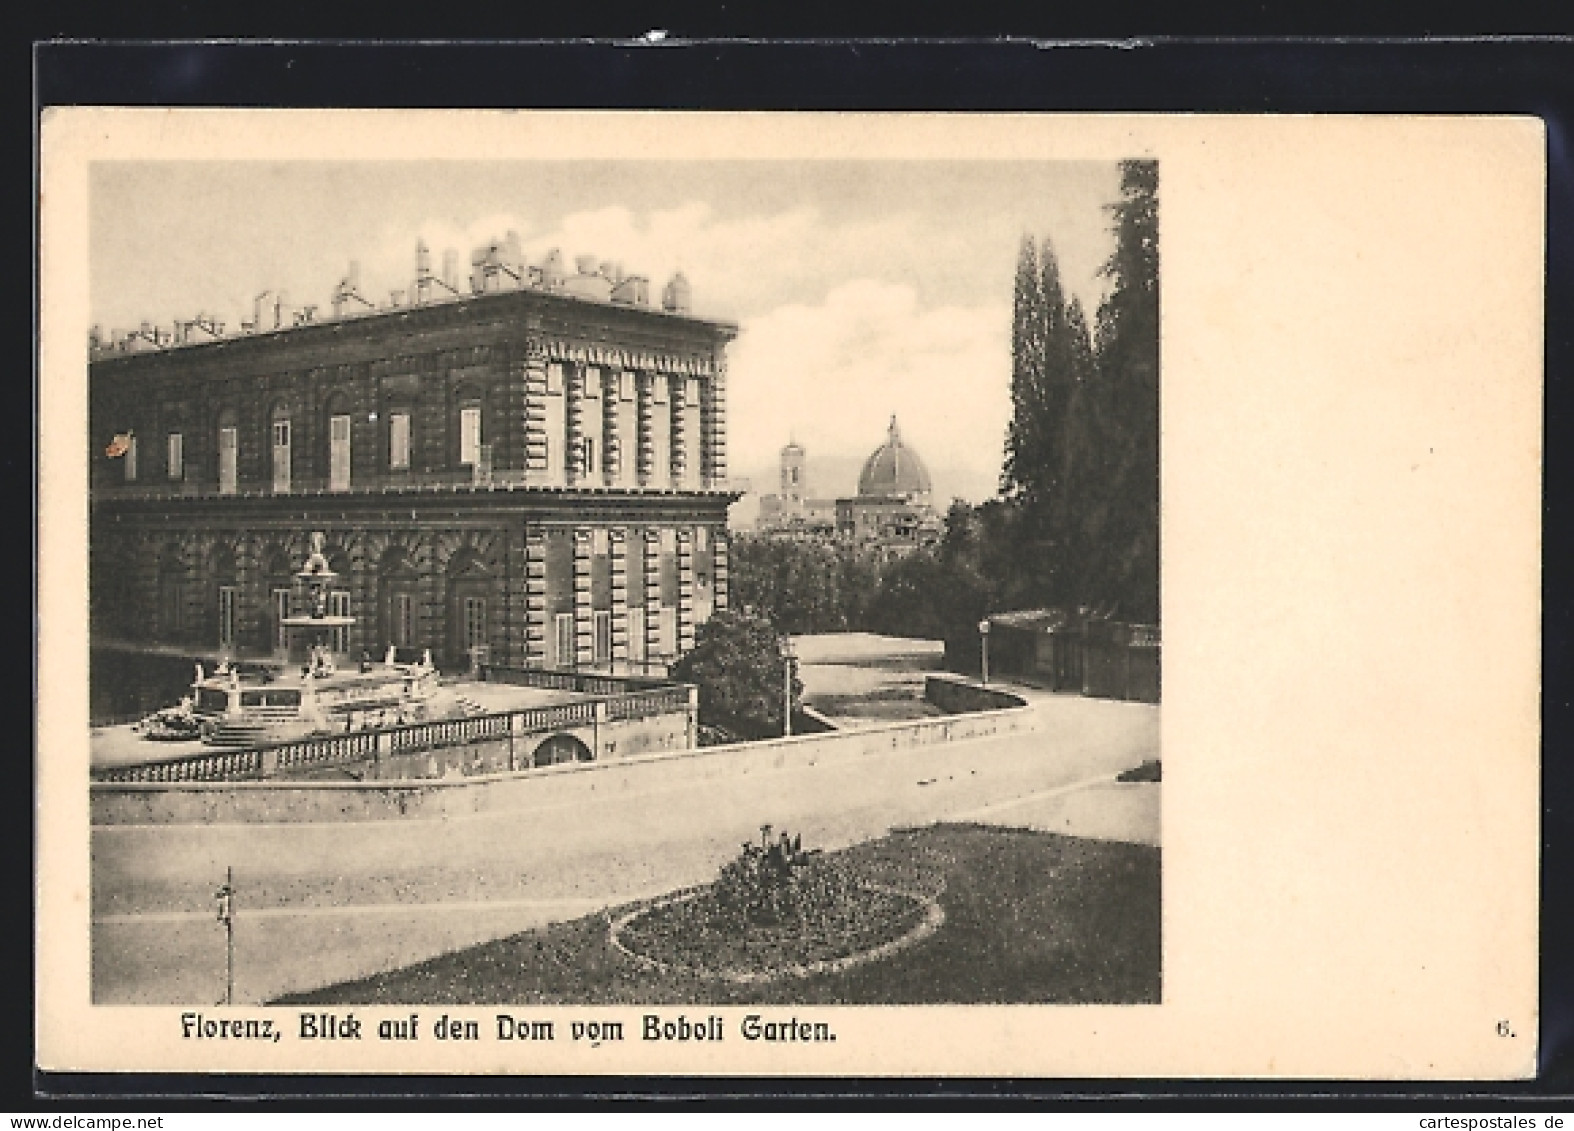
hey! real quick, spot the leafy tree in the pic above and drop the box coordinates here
[729,535,884,634]
[671,609,802,740]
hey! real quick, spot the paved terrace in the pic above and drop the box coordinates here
[90,678,585,770]
[90,644,1159,1005]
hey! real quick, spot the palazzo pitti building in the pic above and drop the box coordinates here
[89,241,738,673]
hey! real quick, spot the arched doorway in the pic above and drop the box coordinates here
[445,547,495,672]
[260,547,294,655]
[377,547,421,659]
[211,544,238,654]
[157,543,187,643]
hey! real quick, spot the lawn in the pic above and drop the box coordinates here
[276,823,1161,1006]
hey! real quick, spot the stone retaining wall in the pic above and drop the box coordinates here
[90,691,1032,826]
[923,674,1030,714]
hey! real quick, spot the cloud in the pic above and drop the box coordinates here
[727,279,1011,500]
[353,200,928,323]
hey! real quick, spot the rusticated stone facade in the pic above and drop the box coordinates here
[90,282,737,672]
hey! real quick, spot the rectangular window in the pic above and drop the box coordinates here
[167,433,183,481]
[329,414,351,491]
[553,613,575,669]
[626,606,646,666]
[653,376,668,405]
[546,362,564,395]
[389,412,410,470]
[591,528,609,556]
[593,610,611,666]
[218,586,237,649]
[159,576,182,636]
[696,526,709,552]
[685,377,701,408]
[328,590,351,653]
[464,597,486,651]
[218,427,238,495]
[271,421,291,493]
[394,593,414,648]
[619,370,635,401]
[582,366,600,400]
[659,606,678,658]
[272,587,291,652]
[123,435,138,482]
[460,406,482,465]
[660,528,676,553]
[583,437,596,475]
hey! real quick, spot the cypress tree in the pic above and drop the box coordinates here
[1092,159,1160,622]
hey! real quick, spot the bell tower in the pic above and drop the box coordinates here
[780,439,806,506]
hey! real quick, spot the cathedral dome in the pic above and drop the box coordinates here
[857,416,932,500]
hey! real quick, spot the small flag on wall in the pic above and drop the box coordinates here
[104,432,133,458]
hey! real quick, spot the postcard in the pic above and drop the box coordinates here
[37,109,1542,1078]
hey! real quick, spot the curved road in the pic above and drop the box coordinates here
[91,688,1159,1004]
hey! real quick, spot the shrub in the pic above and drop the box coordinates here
[711,825,853,928]
[671,610,801,739]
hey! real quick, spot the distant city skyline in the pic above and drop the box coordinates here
[92,160,1125,502]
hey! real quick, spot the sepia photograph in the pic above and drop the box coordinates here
[84,156,1161,1009]
[38,109,1542,1080]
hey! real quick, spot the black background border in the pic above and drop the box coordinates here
[28,36,1574,1110]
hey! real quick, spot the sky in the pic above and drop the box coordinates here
[91,160,1126,503]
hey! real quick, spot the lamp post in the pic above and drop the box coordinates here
[978,618,991,687]
[780,635,796,738]
[215,866,235,1005]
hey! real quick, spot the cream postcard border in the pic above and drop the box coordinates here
[38,110,1543,1078]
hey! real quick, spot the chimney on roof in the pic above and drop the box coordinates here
[540,248,564,289]
[442,249,459,292]
[661,272,691,315]
[414,241,433,305]
[611,275,650,306]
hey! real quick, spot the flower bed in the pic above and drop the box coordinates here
[609,826,941,982]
